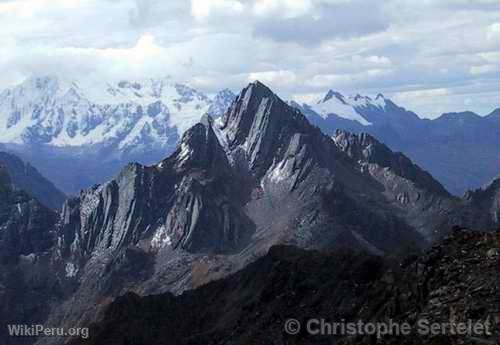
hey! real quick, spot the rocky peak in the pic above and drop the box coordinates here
[333,129,451,198]
[167,116,229,175]
[220,81,312,177]
[322,90,346,104]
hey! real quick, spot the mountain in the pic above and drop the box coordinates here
[294,91,500,195]
[0,76,236,193]
[464,176,500,224]
[0,82,494,345]
[73,229,500,345]
[0,165,62,344]
[0,151,66,209]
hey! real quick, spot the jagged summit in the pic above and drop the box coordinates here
[322,90,347,103]
[219,81,321,178]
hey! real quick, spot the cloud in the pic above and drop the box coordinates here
[1,0,500,118]
[248,70,298,87]
[253,0,389,45]
[191,0,243,21]
[252,0,314,18]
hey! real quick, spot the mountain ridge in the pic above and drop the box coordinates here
[293,90,500,195]
[0,151,66,209]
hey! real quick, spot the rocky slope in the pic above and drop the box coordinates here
[73,229,500,345]
[332,130,490,240]
[294,91,500,195]
[464,177,500,224]
[0,76,236,193]
[0,165,63,345]
[0,151,66,209]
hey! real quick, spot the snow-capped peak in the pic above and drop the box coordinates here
[307,90,393,126]
[322,90,348,104]
[206,89,237,118]
[0,76,231,152]
[311,90,372,126]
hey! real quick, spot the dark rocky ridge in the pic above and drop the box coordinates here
[464,177,500,224]
[0,166,62,345]
[0,152,66,210]
[332,130,492,240]
[74,229,500,345]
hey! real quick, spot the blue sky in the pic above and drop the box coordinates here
[1,0,500,118]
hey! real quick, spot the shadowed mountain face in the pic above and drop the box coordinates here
[73,229,500,345]
[0,165,58,263]
[0,82,496,345]
[464,177,500,224]
[0,166,61,344]
[0,152,66,210]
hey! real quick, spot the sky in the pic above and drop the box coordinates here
[1,0,500,118]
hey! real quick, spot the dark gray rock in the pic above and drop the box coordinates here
[464,177,500,224]
[0,152,66,210]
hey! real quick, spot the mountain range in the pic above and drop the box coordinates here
[292,91,500,195]
[0,81,498,345]
[0,76,498,196]
[0,76,235,193]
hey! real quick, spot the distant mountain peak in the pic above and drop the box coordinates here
[322,90,347,104]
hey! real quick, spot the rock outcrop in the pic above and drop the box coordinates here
[464,177,500,224]
[0,166,61,345]
[0,152,66,210]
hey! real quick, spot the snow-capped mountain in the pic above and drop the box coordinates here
[0,76,236,193]
[0,76,235,150]
[303,90,394,126]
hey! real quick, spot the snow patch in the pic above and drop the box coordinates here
[65,262,78,278]
[312,94,372,126]
[151,225,172,249]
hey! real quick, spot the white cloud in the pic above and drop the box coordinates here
[248,70,298,87]
[191,0,243,20]
[487,22,500,40]
[469,64,498,75]
[1,0,500,118]
[253,0,314,18]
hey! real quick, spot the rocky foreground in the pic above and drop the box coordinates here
[74,228,500,345]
